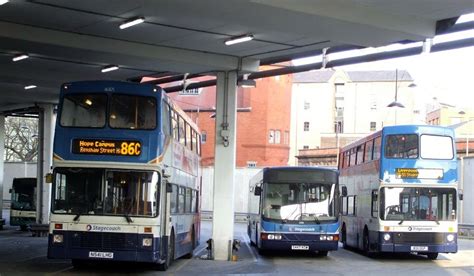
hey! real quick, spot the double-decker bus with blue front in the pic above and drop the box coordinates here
[248,167,339,256]
[47,81,201,270]
[339,125,459,260]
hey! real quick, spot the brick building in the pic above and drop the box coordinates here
[165,72,293,168]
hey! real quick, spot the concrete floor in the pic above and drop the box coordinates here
[0,219,473,275]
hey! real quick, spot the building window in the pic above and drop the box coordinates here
[247,161,257,168]
[269,130,275,144]
[201,131,207,144]
[304,101,310,110]
[370,122,376,131]
[275,130,281,144]
[304,122,310,131]
[303,145,309,149]
[284,131,289,145]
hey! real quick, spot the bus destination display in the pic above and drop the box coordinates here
[72,139,141,156]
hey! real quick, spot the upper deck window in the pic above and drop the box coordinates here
[110,94,156,130]
[385,134,418,159]
[60,94,107,128]
[420,135,454,160]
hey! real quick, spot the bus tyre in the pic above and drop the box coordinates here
[363,230,373,257]
[20,225,28,231]
[341,225,348,249]
[426,253,438,260]
[71,259,87,269]
[183,228,195,259]
[317,250,328,257]
[158,231,175,271]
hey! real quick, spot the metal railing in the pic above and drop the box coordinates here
[459,224,474,239]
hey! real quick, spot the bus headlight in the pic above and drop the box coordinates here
[274,234,282,240]
[446,234,455,242]
[320,235,327,240]
[142,238,153,247]
[383,233,391,241]
[327,235,334,241]
[268,234,275,240]
[53,234,64,243]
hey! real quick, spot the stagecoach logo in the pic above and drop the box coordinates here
[86,224,122,232]
[407,226,433,232]
[289,227,316,232]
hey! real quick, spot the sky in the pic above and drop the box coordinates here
[293,13,474,111]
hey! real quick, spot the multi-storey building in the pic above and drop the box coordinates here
[426,106,474,157]
[290,69,417,166]
[166,72,293,168]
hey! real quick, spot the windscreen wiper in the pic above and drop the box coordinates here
[398,219,404,225]
[73,212,82,222]
[124,213,133,224]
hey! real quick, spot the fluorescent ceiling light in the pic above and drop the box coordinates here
[24,85,37,90]
[0,0,9,6]
[85,99,93,106]
[101,65,119,73]
[225,34,254,46]
[13,54,29,62]
[120,17,145,29]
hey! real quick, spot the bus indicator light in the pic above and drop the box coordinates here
[54,223,63,230]
[144,227,152,233]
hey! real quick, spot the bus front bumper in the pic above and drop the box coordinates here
[377,232,457,253]
[47,231,166,264]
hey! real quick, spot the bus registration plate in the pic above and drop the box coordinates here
[410,246,428,251]
[89,251,114,259]
[291,245,309,250]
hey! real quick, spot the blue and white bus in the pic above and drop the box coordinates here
[248,167,340,256]
[47,81,201,270]
[339,125,459,260]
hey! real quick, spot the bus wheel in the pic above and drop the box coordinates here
[20,225,28,231]
[363,230,373,257]
[71,259,88,269]
[183,228,195,259]
[426,253,438,260]
[317,251,328,257]
[158,231,175,271]
[341,225,348,249]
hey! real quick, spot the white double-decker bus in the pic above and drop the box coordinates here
[47,81,201,271]
[339,125,459,260]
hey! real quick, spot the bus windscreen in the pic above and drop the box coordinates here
[262,182,337,222]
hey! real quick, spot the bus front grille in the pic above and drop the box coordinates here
[283,233,319,241]
[70,231,138,250]
[392,232,444,244]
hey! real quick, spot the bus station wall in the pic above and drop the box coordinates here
[460,156,474,224]
[201,167,260,214]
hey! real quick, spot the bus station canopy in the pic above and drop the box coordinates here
[0,0,473,109]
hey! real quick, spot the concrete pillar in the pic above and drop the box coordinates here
[212,71,238,260]
[0,115,5,228]
[36,104,55,224]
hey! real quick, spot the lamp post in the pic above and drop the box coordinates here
[387,69,405,125]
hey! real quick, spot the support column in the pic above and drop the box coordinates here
[212,71,238,261]
[0,115,5,228]
[36,104,55,224]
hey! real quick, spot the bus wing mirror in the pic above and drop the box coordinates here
[45,173,53,184]
[341,186,347,197]
[254,186,262,196]
[459,189,463,201]
[9,189,12,194]
[166,182,173,193]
